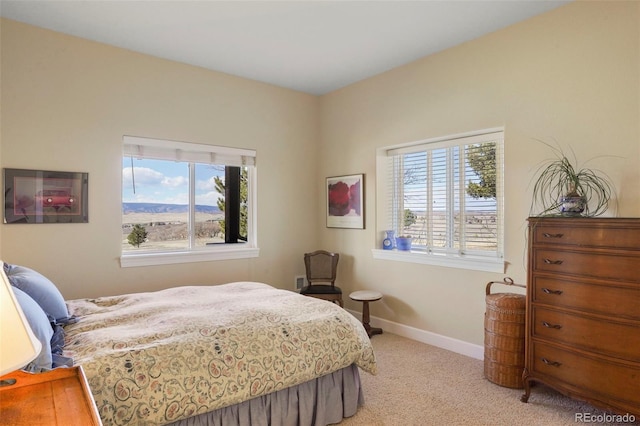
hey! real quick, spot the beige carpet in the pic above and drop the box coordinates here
[341,333,637,426]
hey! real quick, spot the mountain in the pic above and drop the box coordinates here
[122,203,221,214]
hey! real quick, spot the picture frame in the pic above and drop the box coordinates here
[3,168,88,224]
[326,173,364,229]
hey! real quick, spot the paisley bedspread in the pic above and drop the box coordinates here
[63,282,377,425]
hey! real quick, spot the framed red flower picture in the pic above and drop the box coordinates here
[326,174,364,229]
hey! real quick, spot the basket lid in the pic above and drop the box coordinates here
[486,293,525,310]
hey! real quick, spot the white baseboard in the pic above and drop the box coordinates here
[347,309,484,360]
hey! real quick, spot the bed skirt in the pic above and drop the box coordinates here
[167,364,363,426]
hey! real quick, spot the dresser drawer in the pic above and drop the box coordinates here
[532,307,640,361]
[530,342,640,409]
[532,249,640,282]
[532,276,640,320]
[531,220,640,250]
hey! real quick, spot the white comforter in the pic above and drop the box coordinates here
[63,282,377,425]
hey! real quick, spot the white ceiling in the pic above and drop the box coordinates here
[0,1,570,95]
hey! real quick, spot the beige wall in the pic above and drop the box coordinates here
[319,1,639,345]
[0,19,320,299]
[1,1,638,347]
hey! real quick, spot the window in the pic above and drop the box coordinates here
[121,136,258,267]
[374,129,504,272]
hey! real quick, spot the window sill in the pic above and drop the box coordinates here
[121,247,260,268]
[371,249,505,273]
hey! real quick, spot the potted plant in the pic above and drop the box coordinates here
[395,235,412,251]
[529,141,616,217]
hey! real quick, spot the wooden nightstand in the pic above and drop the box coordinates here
[0,366,101,425]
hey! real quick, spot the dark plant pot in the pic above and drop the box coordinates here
[560,195,586,216]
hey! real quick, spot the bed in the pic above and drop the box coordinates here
[59,281,377,426]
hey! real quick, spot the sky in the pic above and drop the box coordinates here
[122,158,224,206]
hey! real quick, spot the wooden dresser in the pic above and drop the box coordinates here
[522,217,640,416]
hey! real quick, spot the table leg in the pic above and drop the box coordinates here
[361,301,382,337]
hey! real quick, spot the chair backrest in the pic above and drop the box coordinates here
[304,250,339,286]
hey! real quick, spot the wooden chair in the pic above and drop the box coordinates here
[300,250,343,307]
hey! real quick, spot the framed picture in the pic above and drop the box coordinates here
[3,168,88,224]
[326,173,364,229]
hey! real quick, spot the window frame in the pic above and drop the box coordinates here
[373,128,505,273]
[120,136,259,267]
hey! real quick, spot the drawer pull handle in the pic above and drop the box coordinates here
[541,358,562,367]
[543,258,563,265]
[542,233,564,239]
[542,288,563,295]
[542,321,562,329]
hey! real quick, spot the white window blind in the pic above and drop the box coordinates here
[383,130,504,260]
[123,136,256,167]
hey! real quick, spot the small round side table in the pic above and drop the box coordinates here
[349,290,383,337]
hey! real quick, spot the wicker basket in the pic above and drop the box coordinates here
[484,278,526,389]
